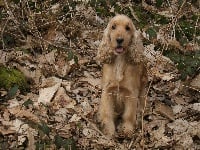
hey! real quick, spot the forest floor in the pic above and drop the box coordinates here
[0,1,200,149]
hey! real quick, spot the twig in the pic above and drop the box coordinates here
[176,24,189,42]
[175,0,186,19]
[141,80,153,150]
[128,140,134,149]
[169,0,186,40]
[1,19,9,49]
[128,132,142,149]
[3,0,26,40]
[166,0,173,14]
[142,0,157,13]
[79,113,109,139]
[128,3,140,22]
[25,0,44,52]
[182,84,200,93]
[193,15,199,44]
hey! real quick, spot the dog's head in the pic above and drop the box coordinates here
[97,14,144,63]
[108,15,135,55]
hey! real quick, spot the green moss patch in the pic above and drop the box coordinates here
[0,66,28,91]
[164,50,200,80]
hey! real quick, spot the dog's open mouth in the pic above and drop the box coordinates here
[115,47,124,54]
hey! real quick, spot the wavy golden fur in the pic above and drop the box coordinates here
[97,15,148,137]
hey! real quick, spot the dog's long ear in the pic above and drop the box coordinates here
[128,26,145,63]
[96,24,113,63]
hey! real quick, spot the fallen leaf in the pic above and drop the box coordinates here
[80,99,93,116]
[172,105,182,114]
[0,127,15,135]
[190,74,200,89]
[167,119,188,134]
[18,135,27,146]
[192,103,200,111]
[154,100,174,121]
[10,119,27,133]
[152,122,171,147]
[82,128,97,138]
[50,3,60,14]
[8,107,40,123]
[53,87,76,109]
[69,114,81,122]
[37,77,62,105]
[27,128,36,150]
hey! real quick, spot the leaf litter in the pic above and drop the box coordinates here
[0,1,200,149]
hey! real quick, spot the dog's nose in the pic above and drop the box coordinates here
[116,38,124,44]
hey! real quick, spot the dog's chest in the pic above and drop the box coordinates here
[114,56,126,82]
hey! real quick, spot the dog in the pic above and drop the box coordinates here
[97,14,148,137]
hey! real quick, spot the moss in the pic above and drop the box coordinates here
[88,0,112,17]
[176,15,200,43]
[155,0,163,7]
[146,27,157,39]
[0,66,28,91]
[179,20,195,41]
[154,14,169,24]
[134,6,149,28]
[163,50,200,79]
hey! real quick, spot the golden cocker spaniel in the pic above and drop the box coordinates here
[97,15,148,137]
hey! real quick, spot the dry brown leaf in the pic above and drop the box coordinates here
[55,54,71,77]
[80,71,101,88]
[20,35,33,50]
[53,87,76,109]
[155,71,176,81]
[190,74,200,89]
[172,105,183,114]
[0,127,15,135]
[185,43,199,51]
[167,119,199,148]
[50,3,60,14]
[27,128,36,150]
[82,128,97,138]
[38,83,61,104]
[44,26,67,49]
[80,99,93,116]
[17,135,27,146]
[38,77,62,104]
[62,81,71,91]
[193,103,200,111]
[3,109,10,121]
[152,122,171,147]
[167,119,188,134]
[8,107,40,123]
[45,50,56,65]
[54,108,68,122]
[69,114,81,122]
[80,77,101,88]
[0,51,10,65]
[154,101,174,121]
[167,39,183,50]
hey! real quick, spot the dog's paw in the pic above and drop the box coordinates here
[121,122,135,138]
[102,122,115,138]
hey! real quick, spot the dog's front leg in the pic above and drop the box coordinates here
[122,95,138,137]
[99,90,115,137]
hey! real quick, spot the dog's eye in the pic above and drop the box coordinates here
[112,25,116,30]
[125,25,130,31]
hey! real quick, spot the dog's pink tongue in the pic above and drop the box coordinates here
[115,47,124,53]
